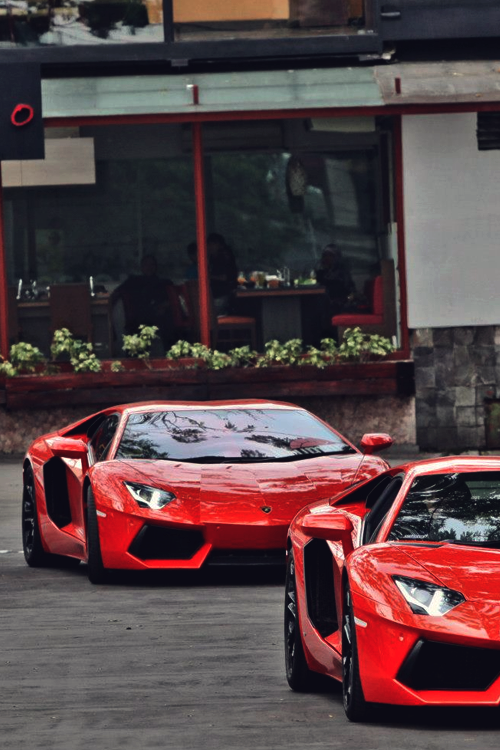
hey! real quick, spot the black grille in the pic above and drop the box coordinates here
[397,639,500,692]
[128,525,204,560]
[304,539,338,637]
[208,549,285,566]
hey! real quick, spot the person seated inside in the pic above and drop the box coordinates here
[207,232,238,315]
[315,243,356,316]
[111,254,174,349]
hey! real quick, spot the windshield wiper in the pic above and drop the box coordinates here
[445,540,500,549]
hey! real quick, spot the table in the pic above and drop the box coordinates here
[16,296,112,357]
[235,285,326,345]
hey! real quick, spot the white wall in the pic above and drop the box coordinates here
[403,113,500,328]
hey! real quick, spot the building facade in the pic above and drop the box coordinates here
[1,1,500,452]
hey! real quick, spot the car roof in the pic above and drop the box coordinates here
[400,455,500,480]
[121,399,304,415]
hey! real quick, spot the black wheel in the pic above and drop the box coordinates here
[284,548,322,691]
[86,485,107,584]
[22,464,51,567]
[342,582,370,722]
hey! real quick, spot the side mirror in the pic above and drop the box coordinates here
[360,433,393,455]
[46,437,88,461]
[299,513,354,556]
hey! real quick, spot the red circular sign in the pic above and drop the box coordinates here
[11,104,34,127]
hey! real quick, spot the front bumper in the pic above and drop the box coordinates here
[95,506,288,570]
[354,593,500,706]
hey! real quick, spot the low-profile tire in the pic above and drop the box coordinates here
[284,548,323,691]
[86,485,107,584]
[342,581,370,722]
[22,464,52,567]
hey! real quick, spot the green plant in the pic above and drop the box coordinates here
[0,358,17,377]
[51,328,102,373]
[337,327,395,362]
[0,342,45,377]
[110,361,125,373]
[122,325,159,362]
[226,345,258,368]
[203,349,233,370]
[256,338,303,367]
[165,340,198,360]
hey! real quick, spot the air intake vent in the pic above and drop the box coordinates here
[477,112,500,150]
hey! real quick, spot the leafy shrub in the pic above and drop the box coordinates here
[337,327,395,362]
[0,342,45,377]
[122,325,159,362]
[51,328,102,373]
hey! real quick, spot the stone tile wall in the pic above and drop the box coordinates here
[412,326,500,451]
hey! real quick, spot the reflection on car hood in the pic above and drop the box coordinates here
[400,543,500,601]
[114,454,366,524]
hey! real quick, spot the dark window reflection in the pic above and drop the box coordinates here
[115,408,352,461]
[389,472,500,546]
[0,0,163,46]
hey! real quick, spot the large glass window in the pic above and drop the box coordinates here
[3,124,195,356]
[173,0,372,41]
[0,0,164,46]
[3,115,399,359]
[201,117,398,348]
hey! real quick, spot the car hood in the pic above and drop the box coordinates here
[399,543,500,602]
[110,454,369,524]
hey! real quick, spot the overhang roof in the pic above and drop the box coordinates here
[375,60,500,106]
[41,60,500,120]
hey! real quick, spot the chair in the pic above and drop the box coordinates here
[49,284,92,341]
[331,259,396,340]
[216,313,257,351]
[181,279,257,350]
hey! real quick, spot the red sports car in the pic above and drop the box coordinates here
[285,456,500,721]
[22,399,392,583]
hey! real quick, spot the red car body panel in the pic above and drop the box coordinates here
[288,456,500,709]
[23,399,390,573]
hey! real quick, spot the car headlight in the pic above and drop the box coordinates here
[393,575,465,616]
[124,482,176,510]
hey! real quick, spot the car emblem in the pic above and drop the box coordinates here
[261,506,272,514]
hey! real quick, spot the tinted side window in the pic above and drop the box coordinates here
[90,415,119,462]
[363,476,404,544]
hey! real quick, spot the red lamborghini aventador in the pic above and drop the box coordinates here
[285,456,500,720]
[22,399,392,583]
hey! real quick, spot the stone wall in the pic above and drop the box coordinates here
[0,406,91,456]
[0,395,417,455]
[412,326,500,451]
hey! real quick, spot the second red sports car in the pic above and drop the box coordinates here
[22,399,392,583]
[285,456,500,720]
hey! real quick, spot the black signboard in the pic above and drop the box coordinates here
[0,63,44,161]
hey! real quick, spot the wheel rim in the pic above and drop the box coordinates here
[285,555,298,675]
[342,588,354,711]
[22,471,36,556]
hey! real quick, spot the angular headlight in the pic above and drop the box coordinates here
[393,575,465,616]
[124,482,176,510]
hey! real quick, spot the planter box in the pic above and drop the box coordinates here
[0,359,414,410]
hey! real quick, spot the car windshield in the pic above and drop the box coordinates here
[115,408,353,462]
[388,472,500,547]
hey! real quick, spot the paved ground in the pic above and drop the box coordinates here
[2,458,500,750]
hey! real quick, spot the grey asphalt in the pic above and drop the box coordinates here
[1,458,500,750]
